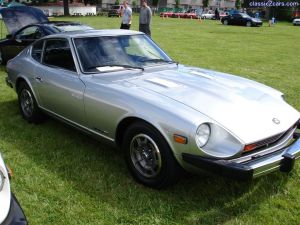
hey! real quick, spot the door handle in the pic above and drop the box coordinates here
[35,76,43,82]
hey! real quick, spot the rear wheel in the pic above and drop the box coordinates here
[17,82,45,123]
[223,20,228,25]
[123,122,182,189]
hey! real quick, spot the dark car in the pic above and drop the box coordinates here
[0,6,93,65]
[108,5,124,17]
[221,13,263,27]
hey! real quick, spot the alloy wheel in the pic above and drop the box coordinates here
[130,134,162,178]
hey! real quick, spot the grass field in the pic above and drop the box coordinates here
[0,16,300,225]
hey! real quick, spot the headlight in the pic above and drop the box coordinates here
[0,170,4,192]
[195,124,211,147]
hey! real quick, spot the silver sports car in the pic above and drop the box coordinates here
[6,30,300,188]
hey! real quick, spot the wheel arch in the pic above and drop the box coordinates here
[116,117,153,147]
[115,116,174,154]
[15,76,40,106]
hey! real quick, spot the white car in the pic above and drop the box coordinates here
[201,11,215,19]
[293,18,300,26]
[0,153,27,225]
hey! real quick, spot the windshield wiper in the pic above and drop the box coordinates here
[88,64,144,71]
[140,58,177,64]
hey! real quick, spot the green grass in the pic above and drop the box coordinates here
[0,16,300,225]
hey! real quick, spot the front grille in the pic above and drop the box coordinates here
[243,122,298,155]
[253,132,284,149]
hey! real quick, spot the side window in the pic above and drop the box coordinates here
[43,39,76,72]
[15,26,44,40]
[31,40,44,62]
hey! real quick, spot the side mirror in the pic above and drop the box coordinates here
[6,34,12,39]
[15,38,22,43]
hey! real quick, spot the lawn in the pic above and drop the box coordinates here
[0,16,300,225]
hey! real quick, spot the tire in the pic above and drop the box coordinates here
[17,82,45,123]
[0,48,7,65]
[246,21,252,27]
[123,122,182,189]
[223,20,228,25]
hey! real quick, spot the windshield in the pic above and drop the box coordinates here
[74,34,173,73]
[241,13,251,18]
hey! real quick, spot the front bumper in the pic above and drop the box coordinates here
[253,22,263,26]
[1,193,28,225]
[182,131,300,180]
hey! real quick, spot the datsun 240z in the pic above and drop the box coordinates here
[5,30,300,188]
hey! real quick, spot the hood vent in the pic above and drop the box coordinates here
[145,78,182,88]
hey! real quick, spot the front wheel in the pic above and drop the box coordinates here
[123,122,182,189]
[223,20,229,25]
[246,21,252,27]
[17,82,45,123]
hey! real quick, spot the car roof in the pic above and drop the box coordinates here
[43,29,144,39]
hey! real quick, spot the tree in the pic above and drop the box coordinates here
[202,0,209,8]
[132,0,137,12]
[235,0,241,9]
[152,0,159,6]
[175,0,180,8]
[115,0,120,5]
[63,0,69,16]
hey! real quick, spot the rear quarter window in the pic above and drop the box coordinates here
[31,40,44,62]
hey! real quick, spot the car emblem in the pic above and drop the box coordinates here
[272,118,280,124]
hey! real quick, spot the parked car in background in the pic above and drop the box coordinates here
[0,152,28,225]
[108,5,124,17]
[6,30,300,189]
[185,9,197,19]
[160,11,173,17]
[221,13,263,27]
[201,10,215,19]
[293,18,300,26]
[0,6,93,65]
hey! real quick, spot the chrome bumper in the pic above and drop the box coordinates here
[5,77,13,88]
[182,131,300,180]
[249,135,300,178]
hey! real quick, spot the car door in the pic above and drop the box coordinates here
[230,14,240,25]
[235,14,244,25]
[3,26,45,61]
[33,38,86,125]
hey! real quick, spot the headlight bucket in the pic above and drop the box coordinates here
[195,123,244,158]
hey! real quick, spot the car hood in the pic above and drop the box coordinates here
[127,66,300,143]
[0,6,48,34]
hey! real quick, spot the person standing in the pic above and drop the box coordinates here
[139,0,152,36]
[214,8,220,20]
[120,1,132,30]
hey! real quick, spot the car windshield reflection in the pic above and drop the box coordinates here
[241,13,251,18]
[74,34,173,73]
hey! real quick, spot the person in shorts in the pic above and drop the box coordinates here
[120,1,132,29]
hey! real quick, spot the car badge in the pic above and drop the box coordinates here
[272,118,280,125]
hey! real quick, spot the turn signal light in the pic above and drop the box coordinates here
[7,166,13,179]
[244,144,257,152]
[173,134,188,144]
